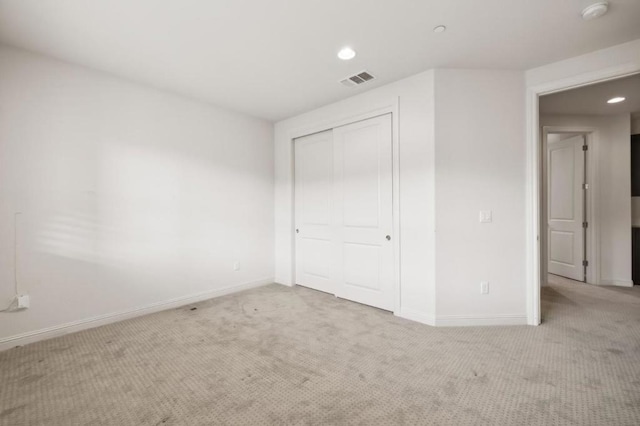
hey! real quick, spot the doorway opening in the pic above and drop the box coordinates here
[533,72,640,323]
[542,131,591,285]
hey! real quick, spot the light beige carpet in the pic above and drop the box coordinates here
[1,275,640,425]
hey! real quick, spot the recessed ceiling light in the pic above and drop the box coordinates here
[582,2,609,20]
[337,47,356,61]
[433,25,447,33]
[607,96,626,104]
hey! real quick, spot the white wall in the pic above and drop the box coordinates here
[632,115,640,135]
[275,71,437,324]
[434,69,527,323]
[526,39,640,89]
[0,46,274,346]
[540,114,632,286]
[275,68,529,326]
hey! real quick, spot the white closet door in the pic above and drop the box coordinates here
[333,114,394,310]
[547,134,585,281]
[294,130,335,294]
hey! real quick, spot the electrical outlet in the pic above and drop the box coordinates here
[17,294,29,309]
[480,281,489,295]
[479,210,492,223]
[233,261,240,271]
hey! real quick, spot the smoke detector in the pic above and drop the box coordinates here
[582,2,609,20]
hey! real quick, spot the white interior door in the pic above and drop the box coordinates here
[294,114,394,311]
[294,130,334,294]
[547,134,585,282]
[333,115,394,310]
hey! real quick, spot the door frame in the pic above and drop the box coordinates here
[526,65,640,326]
[289,100,400,313]
[541,128,600,286]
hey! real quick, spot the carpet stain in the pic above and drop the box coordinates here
[0,405,26,418]
[155,415,171,425]
[20,374,44,384]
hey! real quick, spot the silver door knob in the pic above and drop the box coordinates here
[296,229,299,233]
[386,235,391,241]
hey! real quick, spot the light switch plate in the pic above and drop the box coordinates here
[480,281,489,294]
[479,210,492,223]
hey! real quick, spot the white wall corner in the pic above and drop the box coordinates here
[396,308,436,327]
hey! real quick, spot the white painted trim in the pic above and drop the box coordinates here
[526,88,541,325]
[398,309,526,327]
[526,62,640,326]
[434,315,528,327]
[396,307,435,326]
[0,278,273,352]
[541,127,600,286]
[288,103,399,141]
[599,279,634,287]
[288,99,402,314]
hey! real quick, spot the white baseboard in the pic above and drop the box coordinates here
[434,314,528,327]
[396,307,436,326]
[599,279,634,288]
[0,277,273,352]
[397,308,527,327]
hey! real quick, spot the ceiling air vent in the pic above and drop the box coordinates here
[340,70,375,88]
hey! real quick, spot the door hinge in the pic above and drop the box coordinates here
[582,183,589,190]
[583,260,589,267]
[582,145,588,151]
[583,222,588,228]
